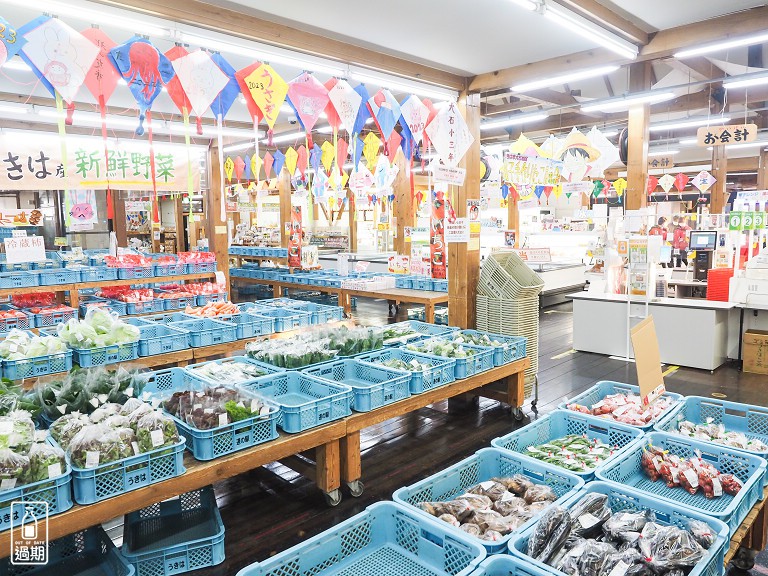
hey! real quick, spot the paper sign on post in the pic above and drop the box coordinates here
[445,218,469,243]
[433,164,467,186]
[631,316,666,406]
[4,236,45,264]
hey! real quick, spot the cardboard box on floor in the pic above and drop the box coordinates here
[631,317,666,404]
[743,329,768,375]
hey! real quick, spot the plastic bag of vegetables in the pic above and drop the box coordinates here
[136,412,179,453]
[0,329,68,361]
[0,449,30,490]
[0,411,35,452]
[57,308,140,349]
[25,442,66,483]
[67,423,133,468]
[49,413,90,449]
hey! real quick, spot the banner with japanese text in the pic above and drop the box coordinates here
[288,206,302,268]
[0,134,200,191]
[430,192,446,279]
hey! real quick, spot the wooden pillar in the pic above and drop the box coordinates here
[758,149,768,190]
[393,149,414,254]
[207,145,230,288]
[448,91,481,329]
[113,197,127,247]
[347,189,358,252]
[278,168,292,249]
[174,198,185,252]
[626,62,651,211]
[710,145,729,214]
[507,199,519,247]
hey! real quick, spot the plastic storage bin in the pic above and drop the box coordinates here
[153,261,186,277]
[303,358,410,412]
[138,324,189,357]
[491,409,644,481]
[393,448,584,555]
[383,320,456,346]
[252,307,312,332]
[168,318,236,347]
[558,380,682,430]
[31,305,77,328]
[1,526,135,576]
[232,309,275,339]
[0,270,36,289]
[596,431,767,535]
[3,348,72,380]
[185,356,283,386]
[235,501,486,576]
[144,367,279,461]
[239,371,352,433]
[121,486,224,576]
[0,304,32,331]
[143,312,194,325]
[69,341,140,367]
[33,268,80,286]
[155,291,197,311]
[115,265,155,280]
[63,435,186,505]
[355,348,456,394]
[120,299,165,315]
[195,292,228,306]
[185,262,217,274]
[407,339,494,379]
[457,330,527,366]
[468,556,551,576]
[78,266,119,282]
[509,481,728,576]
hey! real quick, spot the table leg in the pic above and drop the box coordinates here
[275,284,284,297]
[424,302,435,324]
[748,500,768,551]
[341,292,351,314]
[340,431,364,498]
[69,288,79,311]
[316,438,341,494]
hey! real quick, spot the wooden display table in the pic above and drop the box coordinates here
[231,277,449,323]
[0,421,345,559]
[725,485,768,570]
[340,357,530,496]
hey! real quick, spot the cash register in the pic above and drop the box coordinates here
[689,230,717,281]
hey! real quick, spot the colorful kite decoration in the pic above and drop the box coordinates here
[424,101,474,167]
[171,50,230,134]
[328,78,363,133]
[659,173,675,194]
[692,170,716,193]
[368,89,402,145]
[19,16,99,124]
[646,175,659,195]
[209,53,240,120]
[0,17,26,69]
[164,46,193,125]
[674,173,689,192]
[287,72,329,147]
[352,84,372,136]
[238,63,288,144]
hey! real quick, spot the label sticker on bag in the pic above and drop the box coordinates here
[47,463,62,479]
[683,468,699,488]
[85,451,100,468]
[150,429,164,448]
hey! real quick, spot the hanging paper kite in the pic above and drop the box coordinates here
[324,79,342,131]
[363,132,380,168]
[385,132,402,164]
[285,147,299,176]
[165,45,193,121]
[659,173,675,194]
[209,53,240,120]
[171,50,229,135]
[109,36,174,135]
[18,16,99,124]
[613,177,627,198]
[336,139,349,173]
[309,144,322,174]
[233,156,246,181]
[646,175,659,195]
[297,145,308,178]
[368,90,402,144]
[420,99,439,151]
[321,141,335,174]
[424,101,474,167]
[236,63,288,144]
[691,170,716,193]
[586,127,619,178]
[287,72,329,146]
[327,79,363,133]
[399,95,430,148]
[674,173,689,192]
[352,84,372,136]
[263,152,274,180]
[0,18,26,69]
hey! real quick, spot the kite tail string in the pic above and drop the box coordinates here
[305,134,313,222]
[184,107,194,222]
[217,113,226,220]
[147,109,160,225]
[99,94,114,220]
[254,117,260,187]
[56,93,72,227]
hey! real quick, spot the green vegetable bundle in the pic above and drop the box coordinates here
[0,329,68,361]
[404,339,477,359]
[525,434,616,472]
[56,308,140,349]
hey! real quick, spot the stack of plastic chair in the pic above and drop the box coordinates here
[477,251,544,399]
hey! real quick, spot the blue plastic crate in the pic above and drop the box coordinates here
[120,299,165,315]
[236,501,486,576]
[78,266,119,282]
[302,302,345,324]
[185,356,284,384]
[144,367,279,461]
[654,396,768,478]
[195,292,228,306]
[30,305,78,328]
[155,290,197,311]
[596,431,767,536]
[0,271,36,289]
[3,349,72,380]
[303,359,411,412]
[34,268,80,285]
[230,309,275,339]
[185,262,217,274]
[34,256,61,270]
[469,556,552,576]
[509,481,728,576]
[0,444,72,533]
[432,279,449,292]
[395,276,413,289]
[383,320,456,346]
[71,341,139,367]
[0,304,32,331]
[79,297,128,318]
[491,409,644,481]
[254,307,313,332]
[2,526,135,576]
[153,262,186,276]
[122,486,225,576]
[144,312,195,325]
[116,265,155,280]
[393,448,584,555]
[355,348,456,394]
[0,256,34,272]
[61,435,186,505]
[169,318,236,347]
[138,324,189,357]
[416,277,433,291]
[239,371,352,433]
[457,330,527,366]
[558,380,683,431]
[405,339,494,379]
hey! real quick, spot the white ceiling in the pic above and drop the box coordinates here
[206,0,598,75]
[606,0,766,31]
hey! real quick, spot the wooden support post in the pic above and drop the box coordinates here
[315,439,340,493]
[347,189,358,252]
[758,149,768,190]
[278,168,292,249]
[393,149,413,255]
[113,197,127,248]
[174,197,185,252]
[207,145,229,289]
[626,62,651,211]
[340,430,361,484]
[507,199,519,247]
[448,92,481,330]
[710,145,728,214]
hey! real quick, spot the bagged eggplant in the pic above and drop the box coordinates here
[527,506,567,559]
[601,548,645,576]
[534,509,572,564]
[603,509,654,539]
[687,519,715,549]
[644,525,705,570]
[555,538,587,575]
[576,540,616,576]
[568,492,610,538]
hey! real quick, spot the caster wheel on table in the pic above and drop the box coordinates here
[513,407,525,421]
[347,480,365,497]
[324,489,342,507]
[731,547,757,571]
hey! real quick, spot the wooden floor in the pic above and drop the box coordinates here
[148,298,768,575]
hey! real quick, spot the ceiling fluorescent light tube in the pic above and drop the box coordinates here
[511,65,619,92]
[480,112,549,131]
[509,0,538,10]
[714,141,768,151]
[675,32,768,59]
[723,72,768,90]
[350,71,457,102]
[649,117,731,132]
[544,4,638,60]
[678,138,698,145]
[581,91,675,113]
[648,149,679,157]
[223,142,256,153]
[264,131,306,144]
[1,60,31,72]
[0,104,27,115]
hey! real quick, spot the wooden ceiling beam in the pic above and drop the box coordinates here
[550,0,650,45]
[523,88,579,107]
[675,56,727,80]
[481,100,540,115]
[91,0,467,90]
[470,5,768,93]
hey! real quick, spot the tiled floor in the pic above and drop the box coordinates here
[187,297,766,575]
